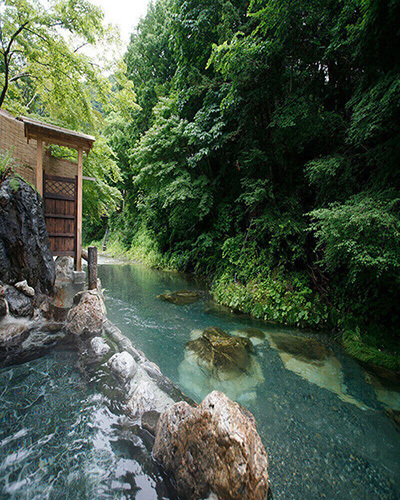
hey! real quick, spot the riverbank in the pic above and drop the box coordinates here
[87,234,400,372]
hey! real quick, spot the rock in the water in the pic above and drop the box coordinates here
[0,319,66,365]
[90,336,110,357]
[15,280,35,297]
[127,377,175,418]
[108,351,137,381]
[153,391,269,500]
[363,363,400,412]
[267,332,365,408]
[268,332,330,365]
[5,286,34,317]
[0,177,55,294]
[65,291,104,337]
[158,290,201,305]
[233,327,266,345]
[185,326,253,380]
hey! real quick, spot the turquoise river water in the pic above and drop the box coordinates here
[1,259,399,499]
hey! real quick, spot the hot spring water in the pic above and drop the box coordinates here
[99,261,400,500]
[0,259,399,499]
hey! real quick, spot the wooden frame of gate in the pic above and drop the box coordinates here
[18,116,95,271]
[43,173,78,259]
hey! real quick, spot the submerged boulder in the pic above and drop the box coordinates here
[267,332,365,408]
[153,391,269,500]
[0,177,55,294]
[268,332,330,365]
[158,290,201,305]
[234,327,266,345]
[185,326,253,380]
[180,327,264,403]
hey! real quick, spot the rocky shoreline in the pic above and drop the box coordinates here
[0,176,269,499]
[0,263,270,500]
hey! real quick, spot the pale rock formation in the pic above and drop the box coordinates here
[15,280,35,297]
[153,390,269,500]
[90,336,111,357]
[108,351,137,381]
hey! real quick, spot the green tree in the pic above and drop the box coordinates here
[0,0,114,128]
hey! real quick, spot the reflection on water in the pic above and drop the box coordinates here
[0,351,176,499]
[99,262,400,500]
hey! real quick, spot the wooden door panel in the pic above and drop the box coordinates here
[43,173,77,258]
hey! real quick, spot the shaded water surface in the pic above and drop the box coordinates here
[99,262,400,500]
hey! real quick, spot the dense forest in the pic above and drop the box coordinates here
[1,0,400,368]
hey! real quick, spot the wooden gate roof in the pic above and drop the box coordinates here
[17,116,95,153]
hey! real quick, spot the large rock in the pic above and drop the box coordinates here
[108,351,137,381]
[0,320,66,365]
[153,391,269,499]
[65,290,105,337]
[0,319,30,347]
[127,376,175,418]
[5,286,34,317]
[185,327,253,380]
[267,332,364,408]
[0,177,55,294]
[90,336,111,357]
[158,290,201,305]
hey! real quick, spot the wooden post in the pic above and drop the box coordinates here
[76,147,83,271]
[36,137,43,196]
[88,246,98,290]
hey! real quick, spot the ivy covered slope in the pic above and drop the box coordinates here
[86,0,400,369]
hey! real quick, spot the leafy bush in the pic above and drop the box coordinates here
[212,271,329,328]
[309,191,400,325]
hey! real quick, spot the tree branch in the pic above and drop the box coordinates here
[9,72,31,82]
[0,20,30,108]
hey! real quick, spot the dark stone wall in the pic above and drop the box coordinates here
[0,176,55,294]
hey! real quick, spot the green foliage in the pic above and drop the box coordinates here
[310,192,400,284]
[0,148,15,181]
[1,0,131,224]
[309,191,400,327]
[0,149,24,190]
[82,137,122,221]
[92,0,400,368]
[342,327,400,370]
[212,271,329,328]
[0,0,116,124]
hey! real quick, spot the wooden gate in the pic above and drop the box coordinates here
[43,172,78,259]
